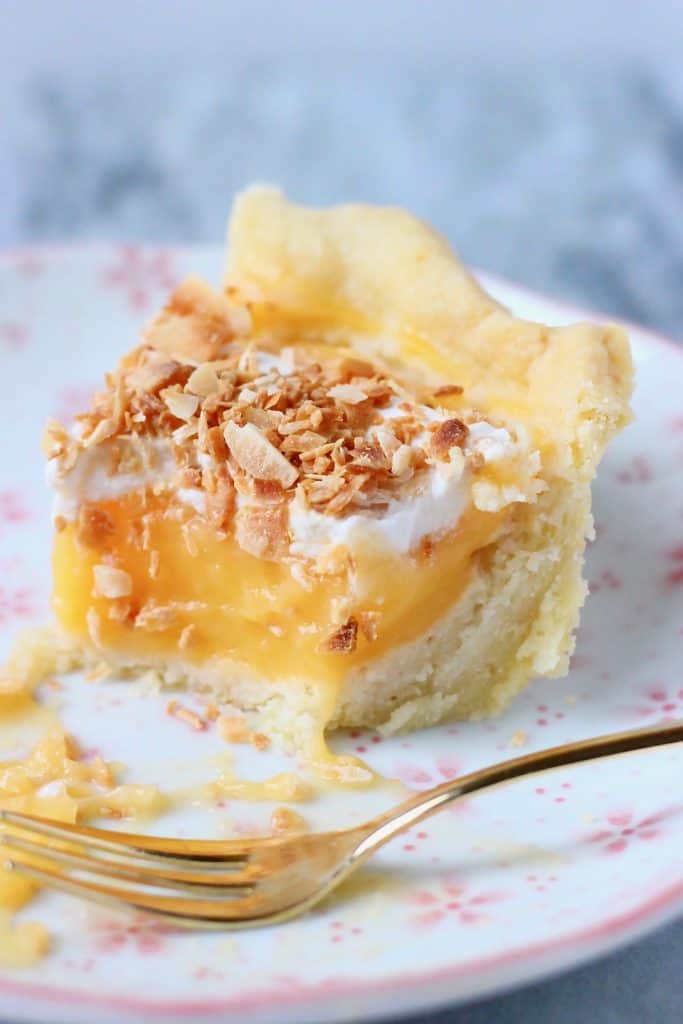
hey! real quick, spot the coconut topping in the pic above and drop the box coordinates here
[46,276,544,565]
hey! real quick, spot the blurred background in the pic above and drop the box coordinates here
[0,4,682,1022]
[1,0,683,336]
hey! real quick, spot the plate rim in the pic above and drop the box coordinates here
[0,243,681,1023]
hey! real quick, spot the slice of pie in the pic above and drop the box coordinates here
[45,188,633,741]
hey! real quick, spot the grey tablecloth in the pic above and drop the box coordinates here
[405,917,683,1024]
[1,60,681,1023]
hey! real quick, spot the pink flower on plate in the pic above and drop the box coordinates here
[586,808,671,855]
[395,755,461,791]
[633,685,683,722]
[100,246,179,311]
[589,568,623,594]
[13,251,45,276]
[90,914,171,955]
[616,455,653,485]
[0,322,29,350]
[0,584,36,623]
[0,490,30,526]
[665,543,683,588]
[410,878,506,928]
[52,386,96,424]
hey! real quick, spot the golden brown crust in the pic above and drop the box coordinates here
[226,187,633,480]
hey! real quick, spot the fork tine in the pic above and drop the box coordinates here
[3,854,261,928]
[0,832,256,893]
[0,810,254,865]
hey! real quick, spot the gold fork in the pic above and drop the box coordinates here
[2,720,681,930]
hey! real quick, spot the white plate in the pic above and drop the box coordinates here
[0,246,681,1024]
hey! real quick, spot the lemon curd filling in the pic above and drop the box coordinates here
[53,491,506,688]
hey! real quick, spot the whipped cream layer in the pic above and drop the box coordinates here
[48,416,523,557]
[48,344,542,558]
[288,420,515,557]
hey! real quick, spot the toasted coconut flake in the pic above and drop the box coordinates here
[204,701,220,721]
[205,467,235,531]
[239,387,258,405]
[374,427,400,460]
[145,276,247,362]
[42,418,72,460]
[358,610,381,642]
[224,420,298,488]
[251,732,271,751]
[163,390,199,421]
[135,602,177,632]
[86,608,103,647]
[433,384,464,397]
[149,549,161,580]
[338,356,375,379]
[126,353,187,394]
[235,502,288,559]
[327,383,368,405]
[92,564,133,599]
[167,699,207,732]
[316,754,374,785]
[181,520,200,557]
[218,714,251,744]
[430,417,469,458]
[84,661,112,683]
[172,421,199,444]
[391,443,414,476]
[324,616,358,654]
[178,624,197,651]
[82,417,118,448]
[186,363,220,397]
[280,430,327,455]
[352,440,386,469]
[108,600,132,624]
[270,807,307,835]
[443,446,466,480]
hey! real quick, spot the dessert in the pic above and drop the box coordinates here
[45,187,633,742]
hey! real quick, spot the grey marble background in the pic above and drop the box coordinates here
[2,62,683,339]
[1,54,682,1024]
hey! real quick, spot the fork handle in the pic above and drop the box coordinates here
[355,720,683,857]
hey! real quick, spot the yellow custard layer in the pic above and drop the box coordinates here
[53,491,505,684]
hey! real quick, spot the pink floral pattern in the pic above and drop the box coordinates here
[589,569,623,593]
[616,454,653,484]
[53,386,96,424]
[0,490,30,526]
[665,544,683,587]
[633,685,683,722]
[100,246,179,311]
[395,755,461,790]
[410,879,507,928]
[90,916,170,955]
[0,584,36,623]
[0,322,29,350]
[585,808,672,855]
